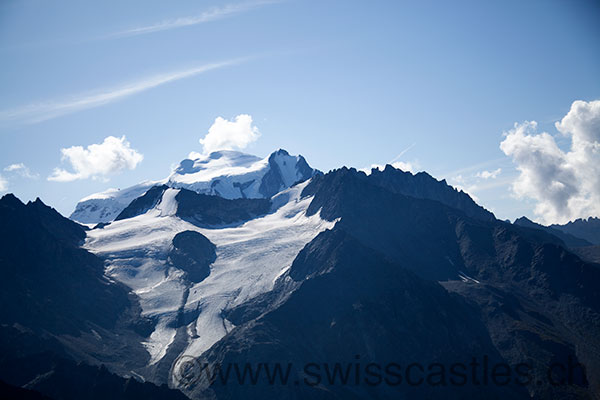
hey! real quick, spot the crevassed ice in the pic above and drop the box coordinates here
[84,180,337,368]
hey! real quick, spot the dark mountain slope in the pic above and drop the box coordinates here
[571,245,600,264]
[198,228,524,400]
[368,165,495,221]
[0,379,53,400]
[193,167,600,399]
[112,186,272,227]
[551,217,600,245]
[0,194,189,400]
[0,325,189,400]
[0,194,131,334]
[514,216,592,247]
[115,185,168,221]
[302,167,567,281]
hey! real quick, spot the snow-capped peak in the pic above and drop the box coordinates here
[70,149,319,224]
[71,180,165,224]
[172,150,266,183]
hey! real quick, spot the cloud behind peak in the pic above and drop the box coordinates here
[501,100,600,224]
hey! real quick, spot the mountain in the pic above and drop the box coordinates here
[4,155,600,399]
[70,149,319,224]
[0,194,188,399]
[513,216,600,263]
[190,168,600,399]
[75,165,600,399]
[514,216,592,247]
[83,180,337,386]
[551,217,600,245]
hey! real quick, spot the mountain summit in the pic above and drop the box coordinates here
[70,149,319,224]
[168,149,317,199]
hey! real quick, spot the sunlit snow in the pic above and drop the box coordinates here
[84,180,336,368]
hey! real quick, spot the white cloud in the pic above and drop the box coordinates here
[0,59,246,124]
[0,175,7,192]
[4,163,38,179]
[556,100,600,144]
[48,136,143,182]
[187,151,203,160]
[500,99,600,224]
[391,161,414,172]
[476,168,502,179]
[199,114,260,154]
[110,1,282,38]
[4,164,23,172]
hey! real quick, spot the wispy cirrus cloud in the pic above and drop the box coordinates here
[108,0,282,38]
[0,58,248,125]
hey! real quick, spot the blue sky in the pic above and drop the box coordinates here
[1,0,599,222]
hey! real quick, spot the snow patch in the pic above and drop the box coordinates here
[458,271,480,284]
[142,319,177,365]
[156,188,179,217]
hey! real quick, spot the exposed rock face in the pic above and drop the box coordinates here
[169,230,217,283]
[257,149,317,198]
[174,188,272,227]
[113,186,272,227]
[116,185,169,221]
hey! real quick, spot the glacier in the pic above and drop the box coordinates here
[84,180,337,383]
